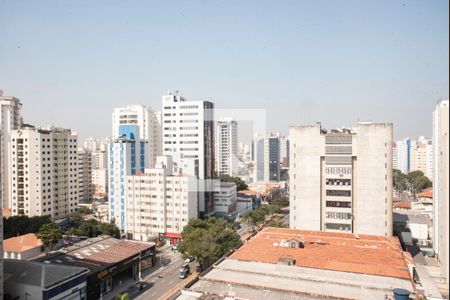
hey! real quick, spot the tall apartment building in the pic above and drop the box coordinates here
[162,92,215,217]
[83,137,110,152]
[393,143,399,170]
[395,138,414,174]
[410,136,433,180]
[112,105,161,166]
[78,148,93,203]
[216,118,238,176]
[394,136,433,179]
[289,122,393,236]
[109,124,150,231]
[125,156,198,243]
[253,133,280,182]
[91,149,108,194]
[83,137,109,194]
[10,126,78,218]
[0,94,22,209]
[433,100,449,284]
[279,136,290,169]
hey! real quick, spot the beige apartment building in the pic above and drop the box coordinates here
[10,125,78,218]
[125,156,198,244]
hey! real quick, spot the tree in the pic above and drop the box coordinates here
[77,206,93,216]
[177,218,241,270]
[218,174,248,191]
[37,223,63,251]
[266,220,288,228]
[78,219,102,237]
[3,215,52,239]
[99,220,121,238]
[271,196,289,208]
[414,176,432,192]
[393,169,408,192]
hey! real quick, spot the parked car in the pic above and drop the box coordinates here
[179,268,190,279]
[185,256,195,263]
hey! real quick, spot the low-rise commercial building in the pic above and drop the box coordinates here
[213,182,237,219]
[3,233,43,260]
[236,190,261,215]
[34,236,155,300]
[180,227,417,299]
[4,259,88,300]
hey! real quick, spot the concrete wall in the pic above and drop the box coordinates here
[354,123,393,236]
[289,124,324,230]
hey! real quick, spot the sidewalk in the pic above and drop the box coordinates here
[102,245,178,300]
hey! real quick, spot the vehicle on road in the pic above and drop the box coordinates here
[179,268,190,279]
[185,256,195,263]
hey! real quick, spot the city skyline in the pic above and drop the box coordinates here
[1,1,448,142]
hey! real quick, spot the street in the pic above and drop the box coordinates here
[132,245,194,300]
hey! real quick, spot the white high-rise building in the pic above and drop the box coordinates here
[109,124,150,231]
[410,136,433,180]
[162,92,215,217]
[216,118,238,176]
[253,133,280,182]
[91,150,108,194]
[78,148,93,203]
[0,95,22,209]
[10,126,78,218]
[84,137,110,152]
[84,137,109,194]
[112,105,161,166]
[393,143,399,170]
[395,138,414,174]
[433,100,449,284]
[125,156,198,243]
[289,122,393,236]
[279,136,290,169]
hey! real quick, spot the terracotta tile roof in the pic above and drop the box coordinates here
[238,189,261,196]
[417,189,432,199]
[393,201,412,209]
[2,208,11,217]
[229,227,412,280]
[4,233,43,253]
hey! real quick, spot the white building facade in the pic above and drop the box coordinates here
[410,136,433,180]
[162,92,215,217]
[10,126,78,218]
[433,100,449,284]
[289,123,393,236]
[0,95,22,209]
[216,118,238,176]
[112,105,161,166]
[213,182,237,219]
[125,156,198,243]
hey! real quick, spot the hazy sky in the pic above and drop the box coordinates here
[0,1,448,143]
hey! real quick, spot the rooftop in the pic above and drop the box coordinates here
[34,236,154,274]
[229,227,413,280]
[4,259,88,289]
[417,189,433,199]
[4,233,43,253]
[393,201,412,209]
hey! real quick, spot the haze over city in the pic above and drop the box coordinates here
[1,1,448,141]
